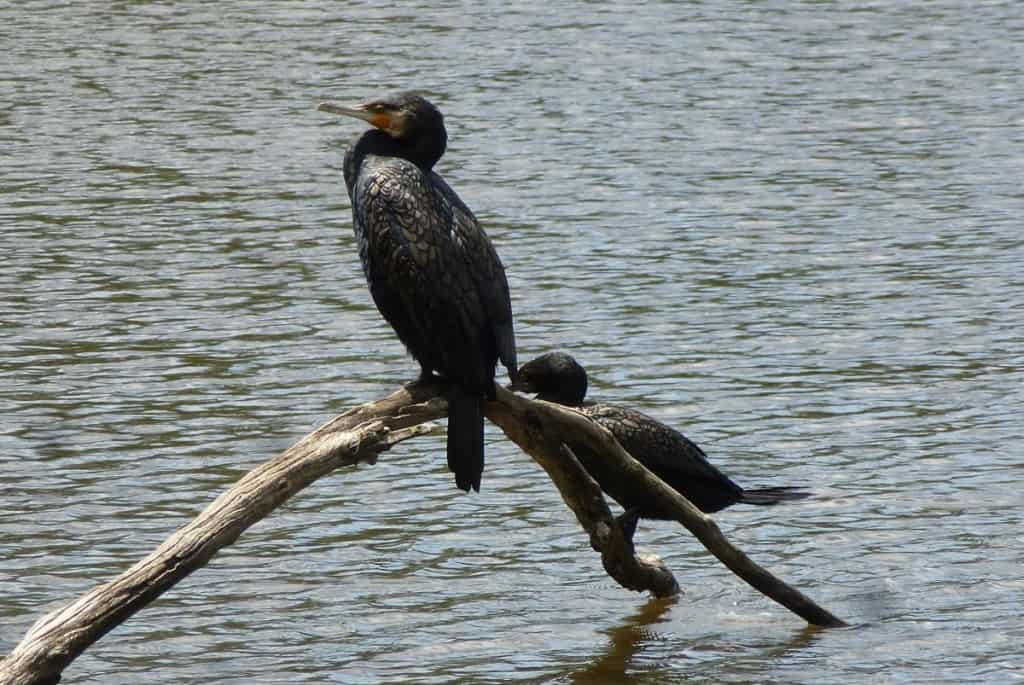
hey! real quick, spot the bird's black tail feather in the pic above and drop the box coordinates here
[739,486,811,506]
[447,386,484,492]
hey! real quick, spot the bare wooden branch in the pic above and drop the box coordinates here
[484,385,847,628]
[0,385,445,685]
[482,394,680,597]
[1,381,843,685]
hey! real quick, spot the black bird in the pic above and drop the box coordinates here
[319,92,517,492]
[510,352,808,540]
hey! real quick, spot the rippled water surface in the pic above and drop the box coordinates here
[3,2,1023,683]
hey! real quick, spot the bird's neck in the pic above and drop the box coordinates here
[343,129,446,189]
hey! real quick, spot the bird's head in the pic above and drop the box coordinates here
[509,352,589,406]
[318,92,444,141]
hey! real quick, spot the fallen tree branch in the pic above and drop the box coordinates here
[1,381,843,685]
[484,385,847,628]
[0,388,446,685]
[482,393,679,597]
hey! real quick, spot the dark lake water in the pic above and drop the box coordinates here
[3,1,1022,683]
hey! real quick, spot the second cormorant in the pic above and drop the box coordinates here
[510,352,808,541]
[319,92,517,492]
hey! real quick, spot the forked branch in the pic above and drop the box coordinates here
[0,381,843,685]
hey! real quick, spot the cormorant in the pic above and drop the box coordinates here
[510,352,808,541]
[319,92,517,492]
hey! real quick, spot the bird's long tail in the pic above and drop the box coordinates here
[738,486,811,506]
[447,386,484,492]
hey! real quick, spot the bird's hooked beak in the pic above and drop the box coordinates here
[318,101,393,132]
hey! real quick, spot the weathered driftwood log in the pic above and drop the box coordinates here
[0,387,446,685]
[0,381,843,685]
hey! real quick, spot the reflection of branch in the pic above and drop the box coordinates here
[0,380,844,685]
[569,596,678,684]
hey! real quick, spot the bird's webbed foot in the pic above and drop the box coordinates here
[616,508,641,551]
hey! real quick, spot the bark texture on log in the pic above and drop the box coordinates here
[0,381,843,685]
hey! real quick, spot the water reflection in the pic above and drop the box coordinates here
[568,597,678,684]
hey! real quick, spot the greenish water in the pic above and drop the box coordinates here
[2,2,1022,683]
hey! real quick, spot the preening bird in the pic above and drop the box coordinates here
[511,352,808,542]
